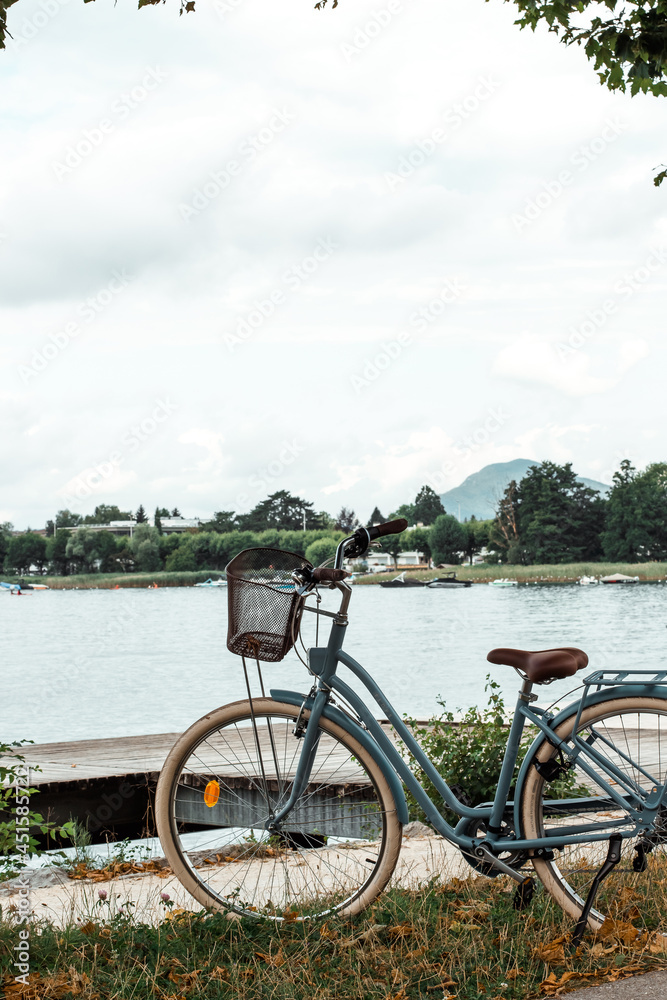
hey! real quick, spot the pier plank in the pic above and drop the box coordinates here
[0,725,404,788]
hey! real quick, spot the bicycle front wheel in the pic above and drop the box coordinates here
[156,698,402,921]
[521,696,667,936]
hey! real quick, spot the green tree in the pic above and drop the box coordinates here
[305,537,339,566]
[83,505,132,524]
[430,514,467,565]
[393,502,416,524]
[154,507,164,535]
[46,529,72,575]
[130,524,162,571]
[515,461,605,564]
[334,507,359,532]
[65,529,104,573]
[112,543,135,572]
[401,526,432,565]
[238,491,321,531]
[53,509,83,529]
[413,484,446,525]
[202,510,237,533]
[5,532,47,574]
[171,507,181,517]
[490,479,524,564]
[463,517,491,565]
[96,531,120,572]
[135,505,148,524]
[507,0,667,99]
[0,521,13,570]
[602,460,667,560]
[366,506,386,527]
[165,538,196,571]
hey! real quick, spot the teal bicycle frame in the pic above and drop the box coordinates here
[266,579,667,874]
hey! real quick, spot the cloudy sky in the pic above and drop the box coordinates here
[1,0,666,530]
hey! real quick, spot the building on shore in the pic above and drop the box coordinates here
[75,517,204,537]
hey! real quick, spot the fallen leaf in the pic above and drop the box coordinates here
[590,941,618,957]
[209,966,230,981]
[255,948,285,968]
[388,922,413,940]
[533,935,568,964]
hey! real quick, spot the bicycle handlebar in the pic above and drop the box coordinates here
[312,567,350,583]
[365,518,408,541]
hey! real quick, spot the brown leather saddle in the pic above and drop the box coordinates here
[487,646,588,684]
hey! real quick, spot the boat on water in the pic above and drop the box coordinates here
[600,573,640,584]
[1,581,49,592]
[427,572,472,589]
[488,578,518,588]
[379,572,426,589]
[194,578,227,588]
[577,575,599,586]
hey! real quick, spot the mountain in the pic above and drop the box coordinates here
[440,459,610,522]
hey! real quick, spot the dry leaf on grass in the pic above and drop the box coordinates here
[590,941,618,957]
[337,924,388,947]
[209,966,231,981]
[66,859,171,882]
[163,907,196,923]
[539,970,587,994]
[388,922,414,940]
[167,968,203,988]
[3,967,91,998]
[533,935,569,964]
[597,918,641,945]
[255,948,285,968]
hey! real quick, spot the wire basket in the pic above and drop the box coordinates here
[226,548,312,662]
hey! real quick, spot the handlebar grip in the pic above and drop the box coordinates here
[312,567,350,583]
[367,518,408,541]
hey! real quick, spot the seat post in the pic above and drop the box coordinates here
[518,675,535,703]
[486,676,534,836]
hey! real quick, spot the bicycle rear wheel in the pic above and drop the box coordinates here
[521,696,667,936]
[156,698,402,921]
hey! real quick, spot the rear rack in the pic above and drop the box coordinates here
[583,669,667,689]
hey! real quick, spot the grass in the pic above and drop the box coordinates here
[356,563,667,585]
[2,871,667,999]
[12,562,667,590]
[7,570,226,590]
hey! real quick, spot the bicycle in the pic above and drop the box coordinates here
[156,519,667,941]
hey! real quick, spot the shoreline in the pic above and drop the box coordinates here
[5,561,667,590]
[1,570,225,590]
[354,562,667,585]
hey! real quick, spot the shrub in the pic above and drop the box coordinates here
[0,741,75,877]
[305,537,339,566]
[403,677,585,825]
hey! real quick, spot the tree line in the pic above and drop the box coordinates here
[492,459,667,564]
[2,461,663,575]
[1,485,479,575]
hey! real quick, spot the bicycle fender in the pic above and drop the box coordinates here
[513,683,667,834]
[270,688,409,825]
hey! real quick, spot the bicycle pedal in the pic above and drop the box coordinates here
[513,877,535,911]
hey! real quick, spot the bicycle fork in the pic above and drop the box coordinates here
[268,689,327,830]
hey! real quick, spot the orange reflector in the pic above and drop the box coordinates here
[204,780,220,808]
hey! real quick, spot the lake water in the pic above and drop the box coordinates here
[2,582,667,745]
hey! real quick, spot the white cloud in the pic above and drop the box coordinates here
[1,0,667,528]
[492,334,650,397]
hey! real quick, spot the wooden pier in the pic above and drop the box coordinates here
[2,733,186,840]
[1,723,407,843]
